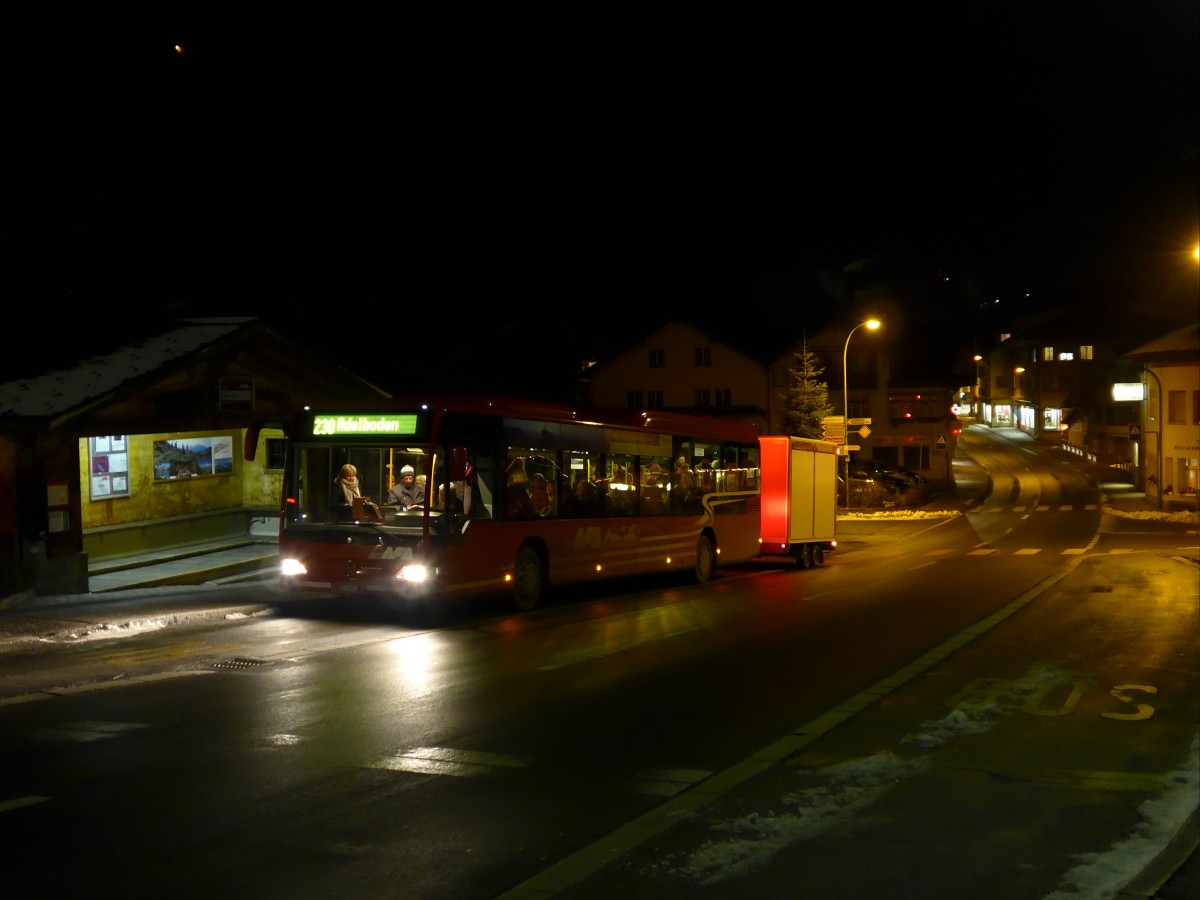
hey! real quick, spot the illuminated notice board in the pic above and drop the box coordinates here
[89,435,130,499]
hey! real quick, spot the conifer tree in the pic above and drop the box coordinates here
[781,340,833,438]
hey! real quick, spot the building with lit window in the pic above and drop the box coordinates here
[583,320,960,489]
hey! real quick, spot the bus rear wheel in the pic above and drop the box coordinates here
[512,546,545,611]
[693,534,715,584]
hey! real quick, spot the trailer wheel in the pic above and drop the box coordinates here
[812,545,824,565]
[796,544,813,569]
[693,534,715,583]
[512,546,545,611]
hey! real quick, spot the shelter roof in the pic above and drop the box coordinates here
[0,318,260,420]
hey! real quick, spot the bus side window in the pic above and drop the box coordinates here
[473,470,494,518]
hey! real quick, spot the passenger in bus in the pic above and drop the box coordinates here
[572,476,598,514]
[593,467,610,495]
[528,472,551,516]
[506,460,538,518]
[333,464,361,519]
[673,456,696,506]
[635,463,662,513]
[387,464,425,510]
[674,456,694,483]
[437,480,469,515]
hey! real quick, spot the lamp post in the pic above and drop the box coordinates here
[1014,366,1027,432]
[1144,366,1164,510]
[842,319,881,508]
[973,354,983,419]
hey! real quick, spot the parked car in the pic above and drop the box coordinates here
[849,459,926,487]
[848,464,910,492]
[838,473,905,508]
[848,460,929,506]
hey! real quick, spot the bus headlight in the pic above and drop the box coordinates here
[396,564,431,584]
[280,558,308,576]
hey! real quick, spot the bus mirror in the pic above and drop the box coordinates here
[448,446,470,480]
[244,424,262,461]
[243,421,285,462]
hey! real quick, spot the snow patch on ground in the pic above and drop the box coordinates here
[643,666,1198,899]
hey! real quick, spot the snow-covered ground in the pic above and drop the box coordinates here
[655,696,1198,899]
[1106,506,1200,524]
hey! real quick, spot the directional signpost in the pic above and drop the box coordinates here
[820,415,846,444]
[846,416,870,444]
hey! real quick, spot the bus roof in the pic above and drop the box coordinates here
[583,408,760,442]
[296,395,760,442]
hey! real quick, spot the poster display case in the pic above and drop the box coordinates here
[89,435,130,500]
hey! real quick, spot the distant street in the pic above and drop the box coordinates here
[0,433,1196,900]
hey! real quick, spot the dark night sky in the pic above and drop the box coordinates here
[11,5,1198,395]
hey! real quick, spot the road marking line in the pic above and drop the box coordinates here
[498,553,1085,898]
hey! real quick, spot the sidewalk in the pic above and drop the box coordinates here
[86,538,279,594]
[0,539,279,617]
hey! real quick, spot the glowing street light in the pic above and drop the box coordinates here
[842,319,881,508]
[973,354,983,418]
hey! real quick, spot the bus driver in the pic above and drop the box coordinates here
[387,465,425,510]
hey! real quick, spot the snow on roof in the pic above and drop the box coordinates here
[1126,321,1200,358]
[0,318,254,420]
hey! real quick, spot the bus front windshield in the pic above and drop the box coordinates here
[286,442,446,526]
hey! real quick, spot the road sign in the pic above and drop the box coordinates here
[841,445,860,452]
[1129,424,1141,440]
[848,417,872,425]
[857,425,872,439]
[822,416,845,424]
[936,435,947,450]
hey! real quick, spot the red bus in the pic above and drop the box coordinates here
[276,395,766,611]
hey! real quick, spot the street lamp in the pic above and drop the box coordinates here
[973,354,983,419]
[842,318,881,508]
[1144,366,1164,510]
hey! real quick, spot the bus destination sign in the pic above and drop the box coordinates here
[312,414,418,437]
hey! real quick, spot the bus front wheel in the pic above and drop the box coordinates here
[512,546,545,611]
[693,535,714,584]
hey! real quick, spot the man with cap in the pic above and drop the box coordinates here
[387,464,425,509]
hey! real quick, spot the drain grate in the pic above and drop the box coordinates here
[213,657,271,670]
